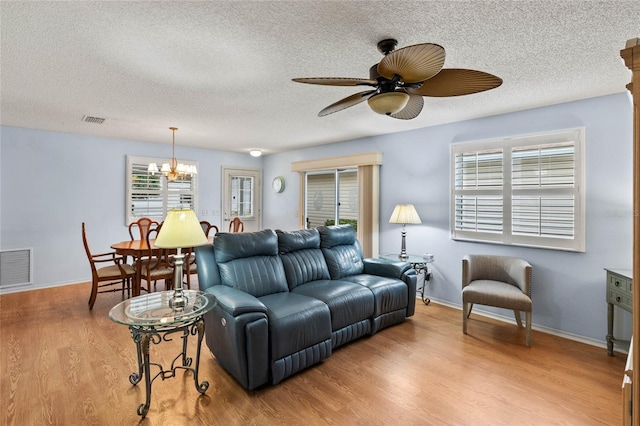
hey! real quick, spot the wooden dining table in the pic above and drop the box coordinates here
[111,237,214,297]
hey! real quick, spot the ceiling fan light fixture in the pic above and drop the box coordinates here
[367,91,410,115]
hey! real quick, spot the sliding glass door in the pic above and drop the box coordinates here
[305,169,358,230]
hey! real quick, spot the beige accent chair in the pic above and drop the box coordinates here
[462,254,533,347]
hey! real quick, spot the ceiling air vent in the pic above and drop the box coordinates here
[82,115,105,124]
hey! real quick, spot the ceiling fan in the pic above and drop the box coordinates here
[292,39,503,120]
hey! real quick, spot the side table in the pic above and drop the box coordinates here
[604,268,633,355]
[109,290,215,417]
[380,254,434,305]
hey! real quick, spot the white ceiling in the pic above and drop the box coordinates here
[1,1,638,154]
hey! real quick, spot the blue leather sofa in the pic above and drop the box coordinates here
[195,225,417,390]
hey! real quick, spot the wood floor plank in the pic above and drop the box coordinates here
[0,282,626,425]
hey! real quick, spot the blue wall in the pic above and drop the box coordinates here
[0,126,260,287]
[262,92,634,343]
[0,92,633,343]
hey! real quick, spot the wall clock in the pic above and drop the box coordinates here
[272,176,285,193]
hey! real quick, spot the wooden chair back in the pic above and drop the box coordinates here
[229,217,244,233]
[140,225,175,291]
[129,217,160,241]
[200,220,219,237]
[183,221,219,289]
[82,222,134,309]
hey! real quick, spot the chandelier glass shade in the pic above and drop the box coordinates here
[148,127,197,181]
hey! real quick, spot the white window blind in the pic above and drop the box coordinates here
[126,156,198,225]
[451,129,585,252]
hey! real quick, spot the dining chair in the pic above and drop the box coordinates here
[462,254,533,347]
[183,221,219,289]
[139,225,175,292]
[229,217,244,232]
[82,222,135,310]
[200,220,219,237]
[128,217,160,241]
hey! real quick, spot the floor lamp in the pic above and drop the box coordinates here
[389,204,422,261]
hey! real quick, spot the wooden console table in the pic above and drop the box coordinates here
[605,268,633,355]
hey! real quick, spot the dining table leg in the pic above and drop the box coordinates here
[134,254,142,297]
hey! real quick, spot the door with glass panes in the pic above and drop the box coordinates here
[222,167,262,232]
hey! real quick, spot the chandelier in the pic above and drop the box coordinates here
[148,127,197,181]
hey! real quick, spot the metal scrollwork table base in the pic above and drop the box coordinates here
[380,254,434,305]
[110,290,215,418]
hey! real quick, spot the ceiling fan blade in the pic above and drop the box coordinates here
[410,69,503,97]
[377,43,445,83]
[390,95,424,120]
[318,90,376,116]
[292,77,377,87]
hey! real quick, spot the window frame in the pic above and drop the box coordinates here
[125,155,198,225]
[450,128,586,252]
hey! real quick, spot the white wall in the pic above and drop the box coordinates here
[0,126,261,289]
[262,93,634,343]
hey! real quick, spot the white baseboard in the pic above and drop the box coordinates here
[0,279,87,295]
[419,296,623,353]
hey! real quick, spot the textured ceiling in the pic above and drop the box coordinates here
[1,1,638,154]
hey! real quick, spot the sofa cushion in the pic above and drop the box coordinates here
[215,229,278,262]
[215,230,288,297]
[318,224,356,248]
[318,225,364,279]
[291,279,374,331]
[341,274,409,316]
[258,292,332,360]
[277,229,330,289]
[277,228,321,253]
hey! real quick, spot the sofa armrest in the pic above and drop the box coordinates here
[207,285,267,317]
[204,285,270,390]
[363,258,417,316]
[363,258,411,279]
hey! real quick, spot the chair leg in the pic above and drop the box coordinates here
[463,302,469,334]
[525,311,532,347]
[184,271,191,290]
[466,303,473,318]
[514,310,524,328]
[88,279,98,310]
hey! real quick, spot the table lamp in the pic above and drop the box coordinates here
[389,204,422,261]
[154,208,208,309]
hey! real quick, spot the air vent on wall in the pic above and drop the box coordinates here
[0,248,33,288]
[82,115,105,124]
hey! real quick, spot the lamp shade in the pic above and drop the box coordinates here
[367,91,410,115]
[389,204,422,225]
[154,208,208,248]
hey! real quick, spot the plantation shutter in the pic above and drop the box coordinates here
[512,143,575,239]
[450,129,584,252]
[126,156,197,225]
[453,149,504,236]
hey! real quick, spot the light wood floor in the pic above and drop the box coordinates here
[0,282,626,425]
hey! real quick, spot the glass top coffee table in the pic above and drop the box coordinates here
[109,290,215,418]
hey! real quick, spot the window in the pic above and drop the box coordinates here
[126,156,198,225]
[230,175,254,217]
[451,128,585,252]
